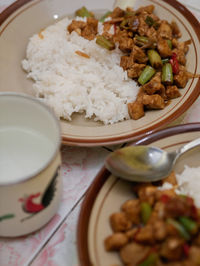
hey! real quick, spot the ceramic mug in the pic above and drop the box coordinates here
[0,93,62,237]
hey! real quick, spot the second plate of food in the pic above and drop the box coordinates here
[0,0,200,146]
[77,122,200,265]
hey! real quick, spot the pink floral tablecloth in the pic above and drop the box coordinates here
[0,0,200,265]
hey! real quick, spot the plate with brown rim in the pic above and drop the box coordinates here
[0,0,200,146]
[77,122,200,265]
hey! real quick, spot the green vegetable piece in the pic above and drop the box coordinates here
[147,49,163,68]
[162,63,173,85]
[75,6,93,18]
[179,216,198,234]
[145,16,155,26]
[135,35,149,46]
[162,58,169,64]
[167,39,172,49]
[99,11,111,22]
[167,218,191,240]
[141,202,152,224]
[120,18,130,29]
[138,66,156,85]
[96,35,115,50]
[139,253,158,266]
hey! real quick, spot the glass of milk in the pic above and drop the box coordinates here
[0,93,61,237]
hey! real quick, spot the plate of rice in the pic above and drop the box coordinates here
[77,122,200,265]
[0,0,200,146]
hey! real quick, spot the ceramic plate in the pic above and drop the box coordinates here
[0,0,200,146]
[77,122,200,265]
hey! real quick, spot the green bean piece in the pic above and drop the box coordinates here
[162,58,169,64]
[179,217,198,234]
[138,66,156,85]
[141,202,152,224]
[75,6,94,18]
[120,18,129,29]
[162,63,173,85]
[167,218,191,240]
[167,39,172,49]
[135,35,149,46]
[147,49,163,68]
[96,35,115,50]
[139,253,159,266]
[99,11,111,22]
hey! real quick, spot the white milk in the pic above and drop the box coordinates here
[0,126,55,183]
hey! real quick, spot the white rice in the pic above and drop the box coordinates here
[22,17,139,124]
[175,165,200,207]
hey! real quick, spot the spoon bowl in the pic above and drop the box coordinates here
[105,138,200,182]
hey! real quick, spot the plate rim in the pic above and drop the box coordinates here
[1,0,200,147]
[77,122,200,266]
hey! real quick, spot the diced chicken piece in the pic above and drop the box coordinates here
[172,39,191,54]
[142,94,165,109]
[110,7,125,18]
[128,101,145,120]
[125,227,139,240]
[110,212,132,232]
[157,38,172,58]
[148,202,165,222]
[127,63,146,78]
[81,18,98,40]
[104,233,128,251]
[120,56,131,70]
[160,237,184,261]
[134,224,154,244]
[162,171,177,186]
[188,246,200,265]
[120,242,150,265]
[138,16,149,36]
[146,26,157,39]
[67,20,86,34]
[166,85,181,99]
[153,220,168,241]
[138,185,157,205]
[121,199,141,224]
[171,21,182,38]
[131,45,148,63]
[174,70,189,88]
[157,21,172,40]
[119,38,134,53]
[142,72,163,95]
[164,196,195,218]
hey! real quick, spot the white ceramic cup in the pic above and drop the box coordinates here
[0,93,62,237]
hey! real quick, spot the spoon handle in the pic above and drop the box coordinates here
[177,138,200,157]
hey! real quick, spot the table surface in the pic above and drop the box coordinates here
[0,0,200,265]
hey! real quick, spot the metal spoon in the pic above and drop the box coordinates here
[105,138,200,182]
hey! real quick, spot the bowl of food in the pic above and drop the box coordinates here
[0,93,61,237]
[77,122,200,265]
[0,0,200,146]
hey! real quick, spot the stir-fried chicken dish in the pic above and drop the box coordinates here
[104,172,200,265]
[67,5,199,120]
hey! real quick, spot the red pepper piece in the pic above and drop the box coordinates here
[160,194,171,203]
[183,243,190,256]
[170,52,179,74]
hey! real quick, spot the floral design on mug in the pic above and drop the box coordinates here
[19,166,60,222]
